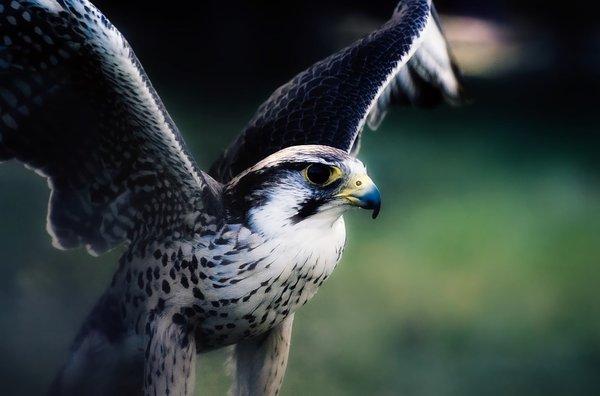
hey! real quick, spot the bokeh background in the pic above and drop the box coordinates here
[0,0,598,395]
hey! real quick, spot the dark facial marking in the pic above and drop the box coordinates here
[224,161,327,218]
[290,197,327,224]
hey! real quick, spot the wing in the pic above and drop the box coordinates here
[366,5,465,130]
[210,0,465,182]
[0,0,218,255]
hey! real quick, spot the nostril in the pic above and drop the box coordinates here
[355,180,362,187]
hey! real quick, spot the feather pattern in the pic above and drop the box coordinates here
[0,0,212,255]
[211,0,465,182]
[366,5,465,129]
[231,314,295,396]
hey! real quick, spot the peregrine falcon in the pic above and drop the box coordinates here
[0,0,464,395]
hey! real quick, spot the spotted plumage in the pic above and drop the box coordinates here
[0,1,463,395]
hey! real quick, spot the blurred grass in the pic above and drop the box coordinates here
[0,83,599,395]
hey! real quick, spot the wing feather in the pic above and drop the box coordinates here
[211,0,465,182]
[367,4,465,129]
[0,0,214,255]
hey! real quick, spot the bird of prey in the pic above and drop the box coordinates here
[0,0,464,395]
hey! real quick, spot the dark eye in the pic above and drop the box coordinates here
[304,164,334,186]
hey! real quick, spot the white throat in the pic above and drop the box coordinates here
[248,193,348,241]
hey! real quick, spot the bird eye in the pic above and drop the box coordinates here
[303,164,341,186]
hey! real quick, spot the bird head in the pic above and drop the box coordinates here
[223,145,381,235]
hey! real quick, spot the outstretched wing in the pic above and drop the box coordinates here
[365,5,464,130]
[211,0,465,182]
[0,0,216,255]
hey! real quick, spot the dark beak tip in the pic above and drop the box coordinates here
[371,205,381,219]
[360,194,381,219]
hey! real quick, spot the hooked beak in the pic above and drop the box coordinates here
[336,173,381,219]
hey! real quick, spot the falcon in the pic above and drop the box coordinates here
[0,0,464,395]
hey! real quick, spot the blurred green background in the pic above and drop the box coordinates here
[0,1,599,395]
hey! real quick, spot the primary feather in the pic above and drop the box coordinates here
[210,0,465,182]
[0,0,212,255]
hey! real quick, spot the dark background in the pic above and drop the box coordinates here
[0,1,598,395]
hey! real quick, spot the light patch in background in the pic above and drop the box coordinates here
[335,13,559,78]
[441,15,552,77]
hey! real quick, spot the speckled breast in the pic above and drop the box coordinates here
[115,219,346,351]
[192,224,346,350]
